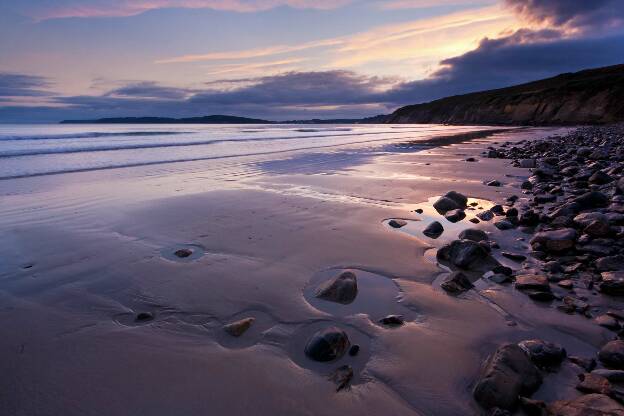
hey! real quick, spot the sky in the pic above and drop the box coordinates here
[0,0,623,122]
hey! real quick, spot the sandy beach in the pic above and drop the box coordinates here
[1,124,622,415]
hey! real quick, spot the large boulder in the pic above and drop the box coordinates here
[547,394,624,416]
[304,327,350,362]
[437,239,498,271]
[530,228,577,253]
[473,344,542,410]
[315,271,358,304]
[599,340,624,370]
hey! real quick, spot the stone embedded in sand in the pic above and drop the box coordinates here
[530,228,577,253]
[518,339,566,368]
[595,315,621,331]
[473,344,542,411]
[423,221,444,239]
[315,271,358,304]
[597,255,624,272]
[433,191,467,213]
[135,312,154,322]
[174,248,193,258]
[223,317,255,337]
[444,191,468,207]
[574,212,609,227]
[304,327,350,362]
[459,228,488,242]
[388,219,407,228]
[348,345,360,356]
[440,271,474,294]
[569,356,597,372]
[599,340,624,369]
[519,159,536,168]
[437,239,495,270]
[486,180,501,187]
[444,209,466,223]
[379,315,404,326]
[589,170,613,185]
[501,252,526,262]
[515,275,550,292]
[558,279,574,289]
[600,272,624,296]
[329,365,353,392]
[494,219,515,230]
[477,210,494,221]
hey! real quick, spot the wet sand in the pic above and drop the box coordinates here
[1,125,612,415]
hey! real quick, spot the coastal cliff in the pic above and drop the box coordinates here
[387,64,624,125]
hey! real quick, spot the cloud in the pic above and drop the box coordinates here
[15,0,352,20]
[105,81,193,99]
[0,73,52,98]
[504,0,624,30]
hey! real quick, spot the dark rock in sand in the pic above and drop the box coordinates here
[600,272,624,296]
[493,265,513,276]
[548,394,624,416]
[527,291,556,302]
[316,271,358,304]
[585,219,612,237]
[490,273,512,284]
[388,219,407,228]
[458,228,488,242]
[530,228,577,253]
[305,327,350,362]
[518,339,566,368]
[506,207,518,217]
[444,209,466,223]
[573,191,609,209]
[577,373,612,395]
[487,180,502,187]
[329,365,353,392]
[592,369,624,383]
[574,212,609,227]
[348,345,360,356]
[473,344,542,411]
[437,239,498,271]
[589,171,614,185]
[223,317,255,337]
[135,312,154,322]
[444,191,468,207]
[599,340,624,370]
[502,252,526,262]
[558,279,574,289]
[519,210,540,226]
[423,221,444,239]
[494,219,515,230]
[174,248,193,258]
[477,210,495,221]
[440,271,474,294]
[515,275,550,292]
[519,159,536,168]
[433,191,467,213]
[595,315,621,331]
[491,205,505,215]
[569,356,597,372]
[469,218,480,224]
[597,255,624,272]
[379,315,404,326]
[415,208,424,214]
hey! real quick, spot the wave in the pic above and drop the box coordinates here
[0,131,189,142]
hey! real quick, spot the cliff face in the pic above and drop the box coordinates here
[387,64,624,125]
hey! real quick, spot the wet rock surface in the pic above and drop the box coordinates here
[223,317,255,337]
[304,327,350,362]
[315,271,358,304]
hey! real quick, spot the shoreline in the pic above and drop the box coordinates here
[1,125,621,415]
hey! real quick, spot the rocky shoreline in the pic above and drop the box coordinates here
[427,124,624,414]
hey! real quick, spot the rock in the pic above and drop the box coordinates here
[469,218,480,224]
[491,205,505,215]
[490,273,512,284]
[493,265,513,276]
[592,369,624,383]
[577,373,612,395]
[444,191,468,207]
[589,171,613,185]
[433,191,467,213]
[495,219,515,230]
[560,296,589,314]
[515,275,550,292]
[348,345,360,356]
[458,228,489,242]
[388,219,407,228]
[527,291,556,301]
[379,314,404,326]
[597,255,624,272]
[547,394,624,416]
[506,207,519,217]
[599,340,624,369]
[135,312,154,322]
[466,157,477,162]
[437,239,497,270]
[600,272,624,296]
[415,208,424,214]
[440,271,474,293]
[569,356,597,372]
[477,210,495,221]
[574,212,609,227]
[544,261,564,273]
[535,194,557,204]
[444,209,466,223]
[558,279,574,289]
[530,228,577,253]
[502,252,526,262]
[329,365,353,392]
[487,180,502,187]
[573,191,609,209]
[174,248,193,258]
[519,210,540,226]
[423,221,444,239]
[521,180,533,190]
[473,344,542,410]
[519,159,536,168]
[519,396,546,416]
[585,219,612,237]
[223,317,255,337]
[618,177,624,194]
[596,315,621,331]
[315,271,358,304]
[518,339,566,368]
[304,327,350,362]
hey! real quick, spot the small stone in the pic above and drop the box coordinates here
[469,218,480,224]
[445,209,466,223]
[423,221,444,239]
[174,248,193,258]
[348,345,360,356]
[437,239,497,271]
[595,314,621,331]
[415,208,424,214]
[515,274,550,292]
[518,339,566,368]
[526,291,556,301]
[316,271,358,304]
[305,327,350,362]
[530,228,577,253]
[487,180,502,187]
[573,191,609,209]
[585,219,611,237]
[600,272,624,296]
[490,273,511,284]
[458,228,488,242]
[558,279,574,289]
[491,205,505,215]
[569,356,597,372]
[501,252,526,262]
[477,210,495,221]
[135,312,154,322]
[388,219,407,228]
[379,315,404,326]
[494,219,515,230]
[577,373,612,395]
[519,159,536,168]
[223,317,255,337]
[329,365,353,392]
[589,171,613,185]
[466,157,477,162]
[440,271,474,294]
[598,340,624,369]
[597,255,624,272]
[548,394,624,416]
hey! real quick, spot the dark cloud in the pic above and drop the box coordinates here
[105,81,193,100]
[505,0,624,29]
[0,73,52,98]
